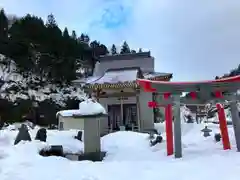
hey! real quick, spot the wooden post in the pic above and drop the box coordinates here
[96,89,100,102]
[173,95,182,158]
[229,99,240,151]
[136,89,141,131]
[120,96,124,128]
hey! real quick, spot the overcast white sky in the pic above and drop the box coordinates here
[1,0,240,81]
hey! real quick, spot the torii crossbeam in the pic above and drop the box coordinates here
[137,75,240,158]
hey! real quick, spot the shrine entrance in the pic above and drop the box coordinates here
[138,75,240,158]
[108,104,138,131]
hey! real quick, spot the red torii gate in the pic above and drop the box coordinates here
[137,75,240,158]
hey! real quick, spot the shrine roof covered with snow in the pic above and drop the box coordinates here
[72,51,173,89]
[83,67,172,89]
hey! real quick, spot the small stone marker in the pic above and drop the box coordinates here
[201,126,212,137]
[74,131,83,141]
[143,129,159,139]
[214,133,221,142]
[150,135,163,146]
[186,115,194,123]
[35,128,47,142]
[14,124,32,145]
[39,145,63,157]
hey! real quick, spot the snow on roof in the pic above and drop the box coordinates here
[87,68,139,85]
[56,99,106,117]
[72,69,172,86]
[143,72,172,79]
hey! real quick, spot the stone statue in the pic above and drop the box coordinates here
[74,131,83,141]
[35,128,47,142]
[14,124,32,145]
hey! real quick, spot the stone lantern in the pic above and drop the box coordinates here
[201,126,212,137]
[56,99,107,161]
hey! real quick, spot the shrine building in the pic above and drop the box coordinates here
[72,52,172,134]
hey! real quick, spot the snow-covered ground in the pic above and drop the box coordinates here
[0,122,240,180]
[0,54,239,179]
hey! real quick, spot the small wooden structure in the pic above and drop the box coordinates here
[138,75,240,158]
[72,52,173,133]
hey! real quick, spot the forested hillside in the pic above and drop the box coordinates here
[0,9,139,125]
[215,64,240,79]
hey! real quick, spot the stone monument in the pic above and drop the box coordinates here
[57,99,107,161]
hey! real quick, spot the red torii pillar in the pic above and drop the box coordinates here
[215,91,231,150]
[164,93,174,156]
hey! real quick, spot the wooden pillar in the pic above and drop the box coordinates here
[229,99,240,151]
[120,96,124,127]
[96,89,100,102]
[136,89,141,131]
[173,95,182,158]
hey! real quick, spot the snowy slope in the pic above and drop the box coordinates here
[0,54,87,106]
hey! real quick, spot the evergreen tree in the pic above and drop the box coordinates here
[0,9,9,55]
[79,33,90,44]
[84,34,90,44]
[45,13,57,28]
[79,33,85,42]
[111,44,117,55]
[138,48,142,53]
[120,41,130,54]
[0,9,8,41]
[222,64,240,78]
[63,27,69,38]
[45,14,62,57]
[90,40,108,57]
[71,30,77,39]
[0,11,131,83]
